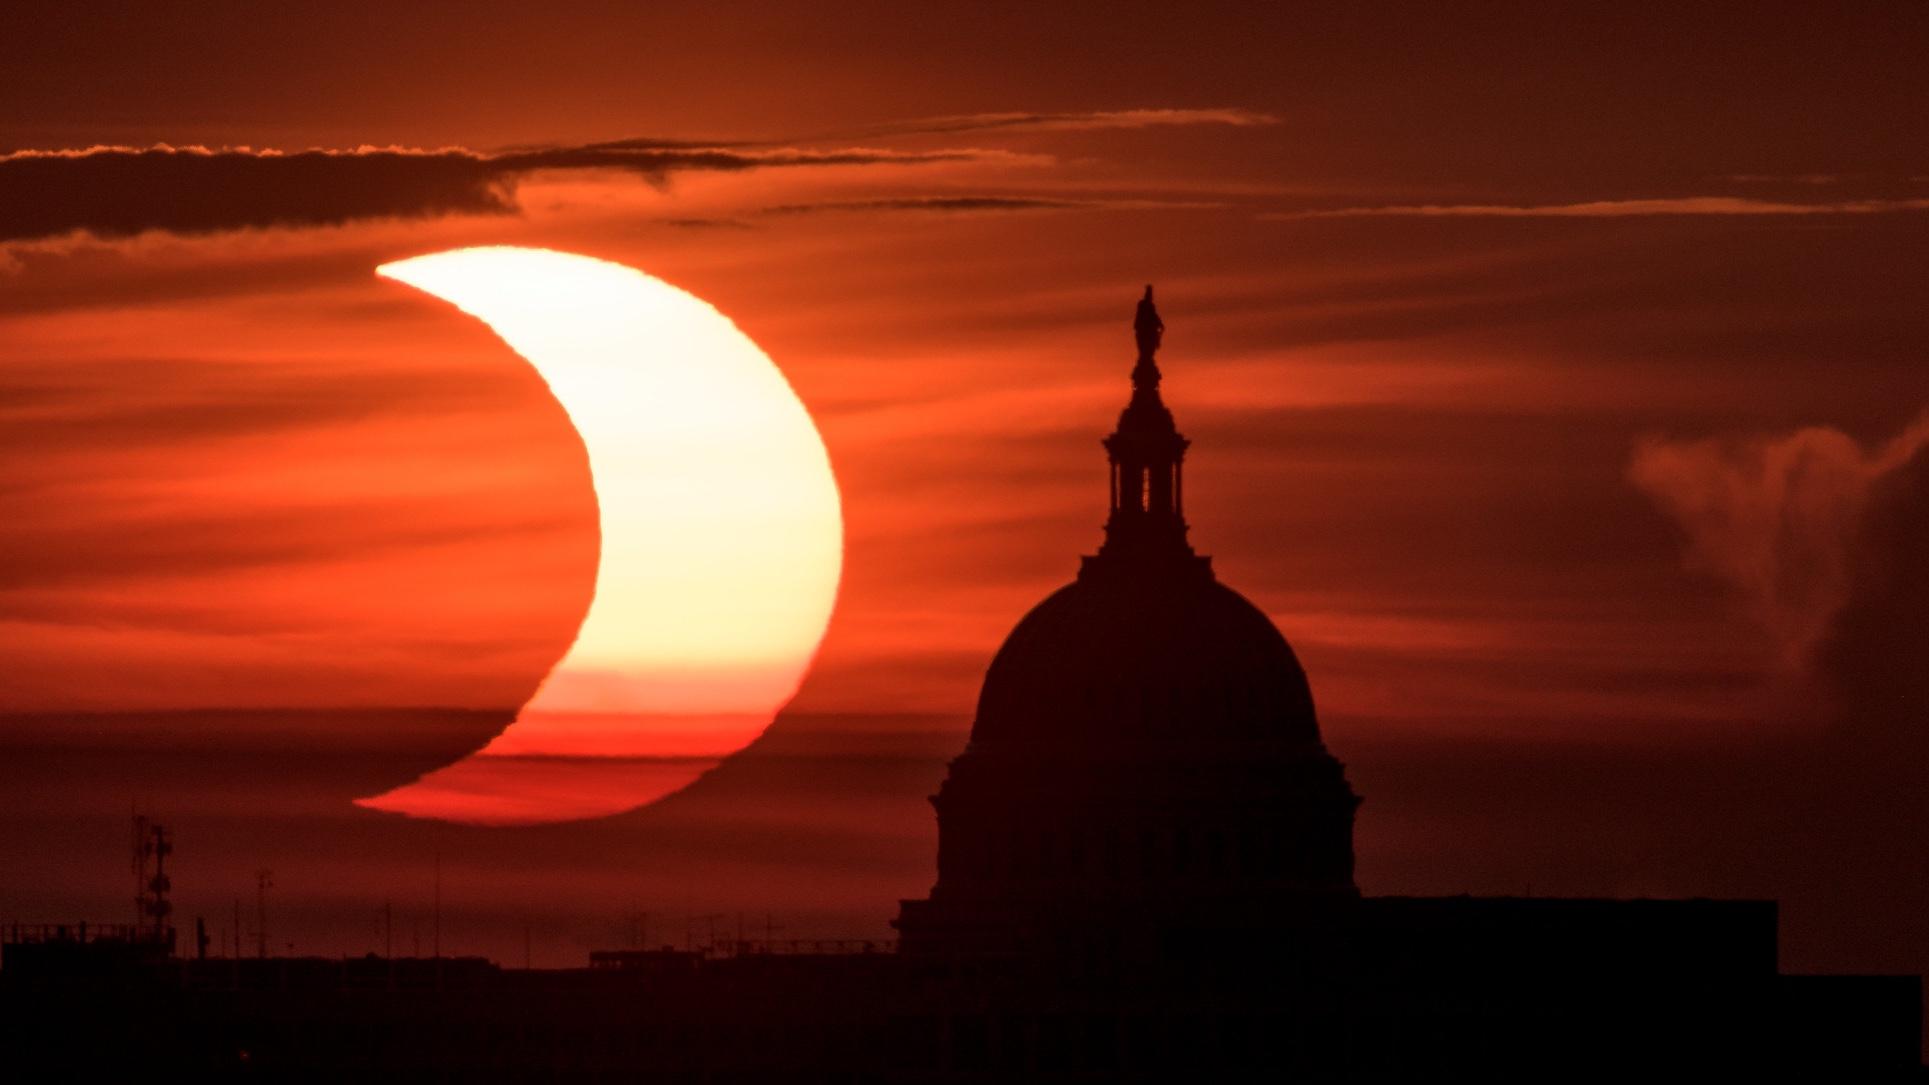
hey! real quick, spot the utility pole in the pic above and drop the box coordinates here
[383,899,393,958]
[254,870,273,960]
[131,814,149,928]
[432,848,442,959]
[147,823,173,944]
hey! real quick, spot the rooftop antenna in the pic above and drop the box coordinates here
[131,813,175,951]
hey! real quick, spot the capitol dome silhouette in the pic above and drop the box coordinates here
[972,284,1323,749]
[896,287,1361,955]
[972,573,1320,747]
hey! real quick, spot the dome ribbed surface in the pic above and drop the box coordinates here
[971,569,1320,746]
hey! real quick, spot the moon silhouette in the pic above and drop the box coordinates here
[356,247,842,824]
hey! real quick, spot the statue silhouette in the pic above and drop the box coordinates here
[1133,284,1163,358]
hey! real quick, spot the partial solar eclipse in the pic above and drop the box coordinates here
[357,247,842,824]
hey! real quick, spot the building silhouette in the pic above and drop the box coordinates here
[2,290,1922,1080]
[896,284,1361,959]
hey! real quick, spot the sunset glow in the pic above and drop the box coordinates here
[5,7,1929,1040]
[358,247,842,822]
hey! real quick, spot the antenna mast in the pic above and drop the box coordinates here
[131,814,175,952]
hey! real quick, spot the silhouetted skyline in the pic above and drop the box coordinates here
[5,295,1919,1080]
[3,3,1928,1072]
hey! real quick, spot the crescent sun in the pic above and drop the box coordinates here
[355,246,843,825]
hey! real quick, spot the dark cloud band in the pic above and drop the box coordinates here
[0,143,983,242]
[0,106,1277,242]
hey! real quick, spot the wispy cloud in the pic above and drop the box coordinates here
[539,108,1275,153]
[763,196,1085,215]
[824,107,1279,140]
[664,194,1221,229]
[1724,173,1849,186]
[661,217,759,230]
[1630,410,1929,752]
[1268,196,1929,220]
[1628,414,1929,665]
[758,195,1220,217]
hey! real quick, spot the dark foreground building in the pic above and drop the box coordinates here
[4,291,1921,1081]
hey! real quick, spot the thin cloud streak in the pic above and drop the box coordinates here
[756,195,1222,217]
[762,196,1085,216]
[820,107,1280,140]
[1270,196,1929,219]
[664,194,1225,228]
[570,108,1276,150]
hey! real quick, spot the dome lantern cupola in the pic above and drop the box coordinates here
[1094,285,1200,571]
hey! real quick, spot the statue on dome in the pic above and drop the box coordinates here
[1133,284,1163,358]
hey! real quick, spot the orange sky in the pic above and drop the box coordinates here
[5,138,1925,740]
[4,0,1929,1003]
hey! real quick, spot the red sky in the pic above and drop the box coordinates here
[3,0,1929,1005]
